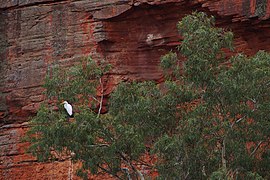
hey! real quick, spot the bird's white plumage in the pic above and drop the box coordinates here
[63,101,73,116]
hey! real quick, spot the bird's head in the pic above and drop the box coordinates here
[61,101,68,105]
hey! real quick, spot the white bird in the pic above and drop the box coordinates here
[61,101,73,117]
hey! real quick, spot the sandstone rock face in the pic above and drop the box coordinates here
[1,0,270,179]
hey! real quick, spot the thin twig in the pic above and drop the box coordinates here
[221,138,227,172]
[122,168,132,180]
[68,156,73,180]
[250,141,263,157]
[133,159,153,168]
[119,152,145,180]
[87,143,109,148]
[230,96,258,128]
[97,78,104,118]
[184,168,190,180]
[91,95,99,102]
[97,165,124,180]
[231,114,247,128]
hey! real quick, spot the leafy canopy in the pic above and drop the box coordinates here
[26,12,270,179]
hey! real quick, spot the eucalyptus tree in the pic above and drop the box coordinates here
[26,12,269,179]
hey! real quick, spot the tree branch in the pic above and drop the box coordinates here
[230,115,246,128]
[97,165,124,180]
[68,156,73,180]
[97,78,104,118]
[87,143,109,148]
[221,138,227,172]
[90,95,99,102]
[231,107,256,128]
[119,152,145,180]
[184,168,190,180]
[121,168,132,180]
[133,159,153,168]
[250,141,263,157]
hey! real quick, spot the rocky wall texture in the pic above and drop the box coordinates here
[1,0,270,179]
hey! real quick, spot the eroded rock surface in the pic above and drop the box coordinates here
[1,0,270,179]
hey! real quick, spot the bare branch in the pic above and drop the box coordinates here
[221,138,227,172]
[230,115,247,128]
[87,144,109,148]
[122,168,132,180]
[250,141,263,157]
[97,165,124,180]
[90,95,99,102]
[97,78,104,118]
[119,152,145,180]
[133,159,154,168]
[235,115,246,124]
[68,156,73,180]
[184,168,190,180]
[230,98,257,128]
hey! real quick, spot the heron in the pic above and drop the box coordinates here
[61,101,73,118]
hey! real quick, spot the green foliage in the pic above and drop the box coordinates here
[155,11,270,179]
[26,12,270,179]
[177,12,233,87]
[210,169,227,180]
[44,57,111,105]
[26,57,116,178]
[255,0,267,17]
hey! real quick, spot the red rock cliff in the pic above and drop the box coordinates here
[1,0,270,179]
